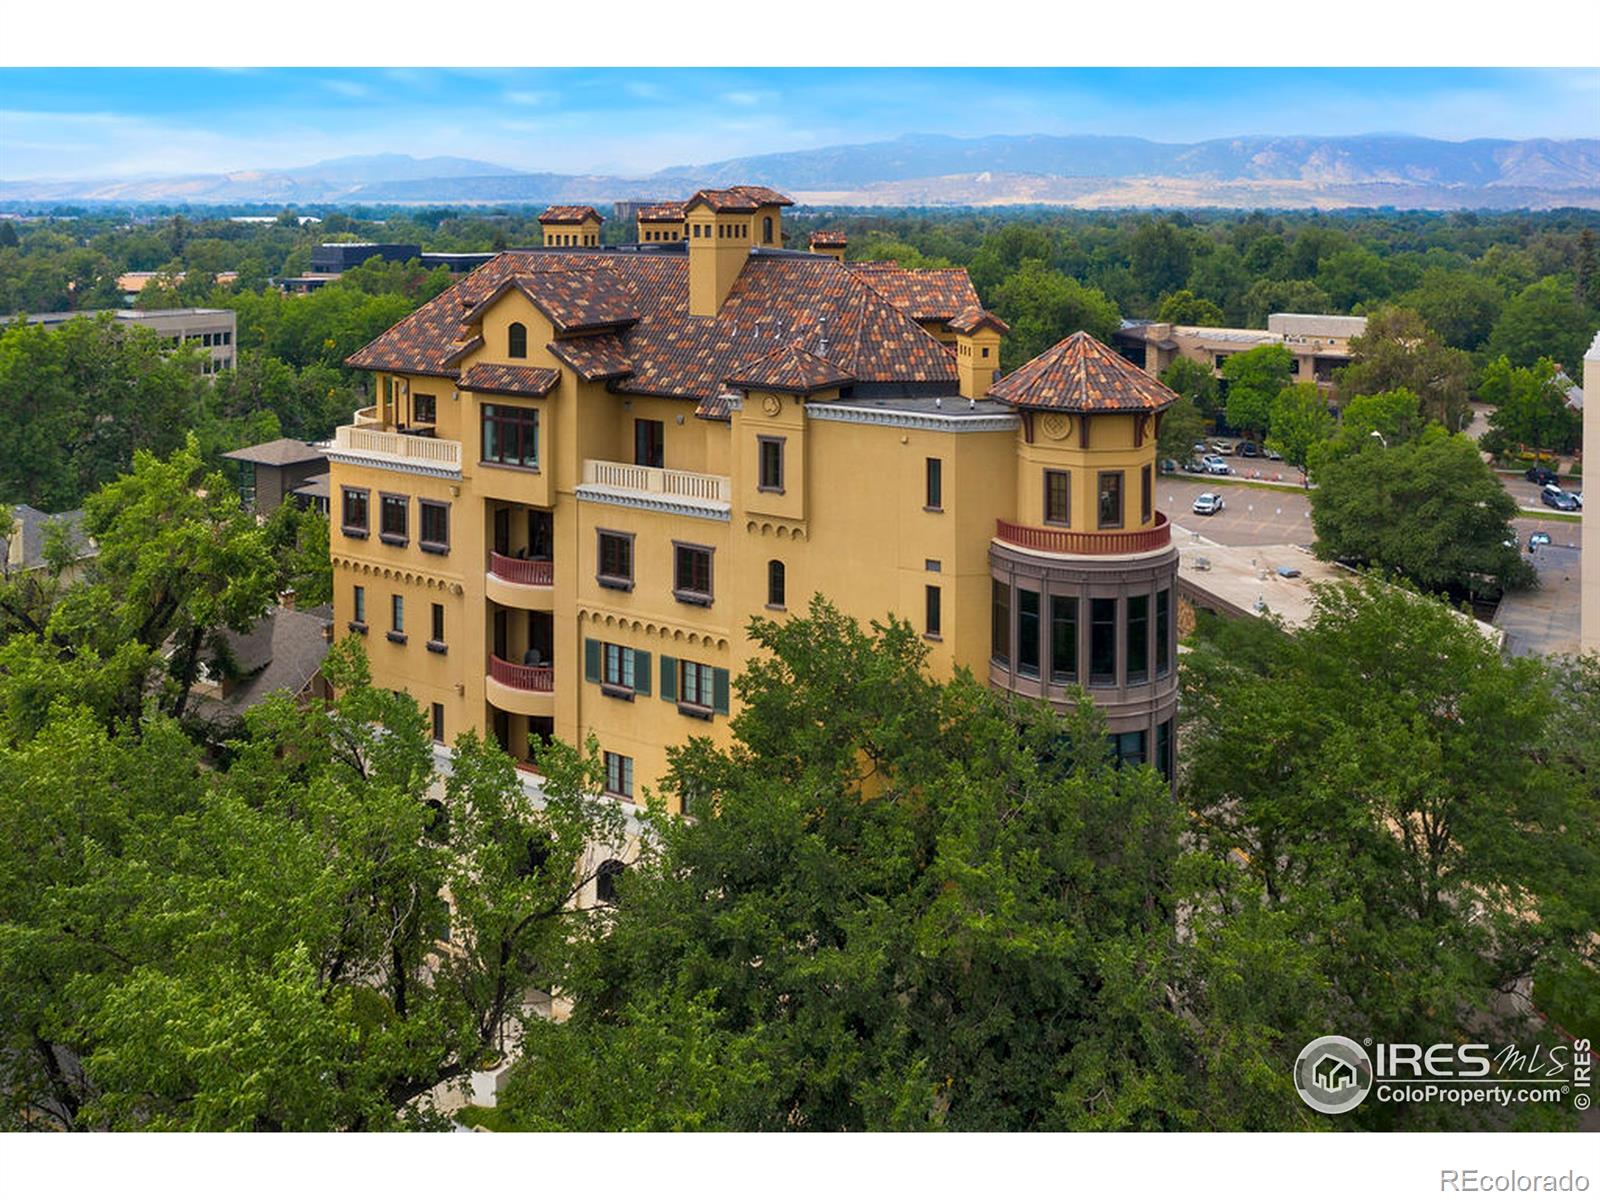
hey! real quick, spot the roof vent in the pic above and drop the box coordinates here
[816,317,829,357]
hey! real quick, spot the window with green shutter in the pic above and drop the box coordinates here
[713,668,730,715]
[633,650,651,697]
[659,655,677,702]
[584,638,600,683]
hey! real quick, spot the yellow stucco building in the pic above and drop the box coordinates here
[330,184,1180,808]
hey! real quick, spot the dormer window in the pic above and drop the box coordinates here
[508,322,527,359]
[763,216,773,243]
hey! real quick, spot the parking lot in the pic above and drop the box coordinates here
[1159,476,1315,547]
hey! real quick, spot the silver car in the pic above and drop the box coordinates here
[1201,455,1232,475]
[1192,492,1225,515]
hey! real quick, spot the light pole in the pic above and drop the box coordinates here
[1370,430,1388,449]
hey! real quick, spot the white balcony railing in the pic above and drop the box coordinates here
[581,459,730,503]
[330,424,462,475]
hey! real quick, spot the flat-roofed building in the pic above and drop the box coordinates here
[1115,312,1366,395]
[311,243,422,273]
[9,307,236,375]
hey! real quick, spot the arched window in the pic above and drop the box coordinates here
[762,216,773,243]
[595,859,626,905]
[508,321,527,359]
[767,559,786,608]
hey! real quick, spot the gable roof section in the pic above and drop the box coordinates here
[847,261,982,326]
[729,185,794,206]
[460,269,639,335]
[725,342,854,396]
[458,362,561,398]
[949,306,1010,336]
[347,249,958,411]
[686,188,762,214]
[987,331,1178,413]
[638,202,686,222]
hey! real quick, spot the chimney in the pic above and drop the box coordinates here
[809,230,847,262]
[278,587,296,611]
[538,206,604,248]
[953,309,1009,400]
[685,192,752,317]
[635,202,686,244]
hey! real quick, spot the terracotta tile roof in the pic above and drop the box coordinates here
[638,202,685,222]
[685,188,762,214]
[462,270,639,334]
[987,331,1178,413]
[548,334,633,382]
[458,362,561,398]
[949,306,1010,336]
[347,250,958,415]
[847,261,982,326]
[441,335,483,367]
[809,230,848,247]
[724,342,854,396]
[729,185,794,206]
[538,205,602,225]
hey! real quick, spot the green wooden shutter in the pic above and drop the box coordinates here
[712,667,730,715]
[632,650,651,696]
[659,655,677,703]
[584,638,600,683]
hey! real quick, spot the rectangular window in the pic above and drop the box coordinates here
[431,702,445,744]
[419,500,449,554]
[1090,597,1117,685]
[925,585,941,638]
[597,530,634,590]
[1050,595,1078,683]
[603,751,634,800]
[1017,588,1041,679]
[991,580,1010,668]
[413,393,437,425]
[341,487,369,537]
[634,418,664,468]
[1156,719,1173,781]
[679,659,716,713]
[380,494,408,545]
[925,457,942,510]
[1109,729,1148,769]
[1141,464,1153,524]
[602,643,636,695]
[1156,589,1171,678]
[673,543,713,606]
[429,602,446,652]
[389,594,406,643]
[1044,470,1071,526]
[481,402,539,469]
[1127,593,1149,685]
[1097,471,1123,529]
[758,436,784,492]
[351,584,367,632]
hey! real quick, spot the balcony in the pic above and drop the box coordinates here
[576,459,731,520]
[485,655,555,718]
[327,423,462,479]
[486,551,555,608]
[995,513,1172,557]
[353,405,382,429]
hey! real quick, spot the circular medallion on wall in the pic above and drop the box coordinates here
[1041,412,1071,440]
[762,394,782,417]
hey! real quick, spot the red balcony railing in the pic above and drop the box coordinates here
[995,512,1171,556]
[488,656,554,692]
[488,552,554,587]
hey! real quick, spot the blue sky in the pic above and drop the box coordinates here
[2,68,1595,180]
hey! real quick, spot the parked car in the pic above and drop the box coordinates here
[1209,439,1238,456]
[1264,447,1283,461]
[1158,458,1179,474]
[1525,466,1561,487]
[1182,459,1204,474]
[1528,531,1552,550]
[1192,492,1225,515]
[1275,566,1302,579]
[1201,455,1233,475]
[1541,488,1580,511]
[1238,442,1260,458]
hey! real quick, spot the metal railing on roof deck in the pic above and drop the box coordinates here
[581,459,730,504]
[995,513,1171,556]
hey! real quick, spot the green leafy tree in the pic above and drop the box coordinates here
[1239,278,1333,327]
[1158,396,1207,463]
[1179,577,1583,1130]
[1129,221,1195,302]
[501,598,1194,1131]
[990,260,1120,369]
[1310,429,1532,597]
[1479,356,1582,456]
[1398,268,1504,352]
[1265,382,1334,471]
[1335,306,1474,431]
[1155,289,1226,326]
[1160,355,1221,420]
[1220,343,1292,437]
[1485,276,1598,370]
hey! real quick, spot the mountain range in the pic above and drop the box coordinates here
[4,133,1597,210]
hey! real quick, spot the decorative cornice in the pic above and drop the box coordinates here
[807,404,1019,434]
[576,605,731,650]
[324,449,462,481]
[575,484,730,522]
[330,555,466,594]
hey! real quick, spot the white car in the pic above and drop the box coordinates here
[1192,492,1225,516]
[1201,455,1233,475]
